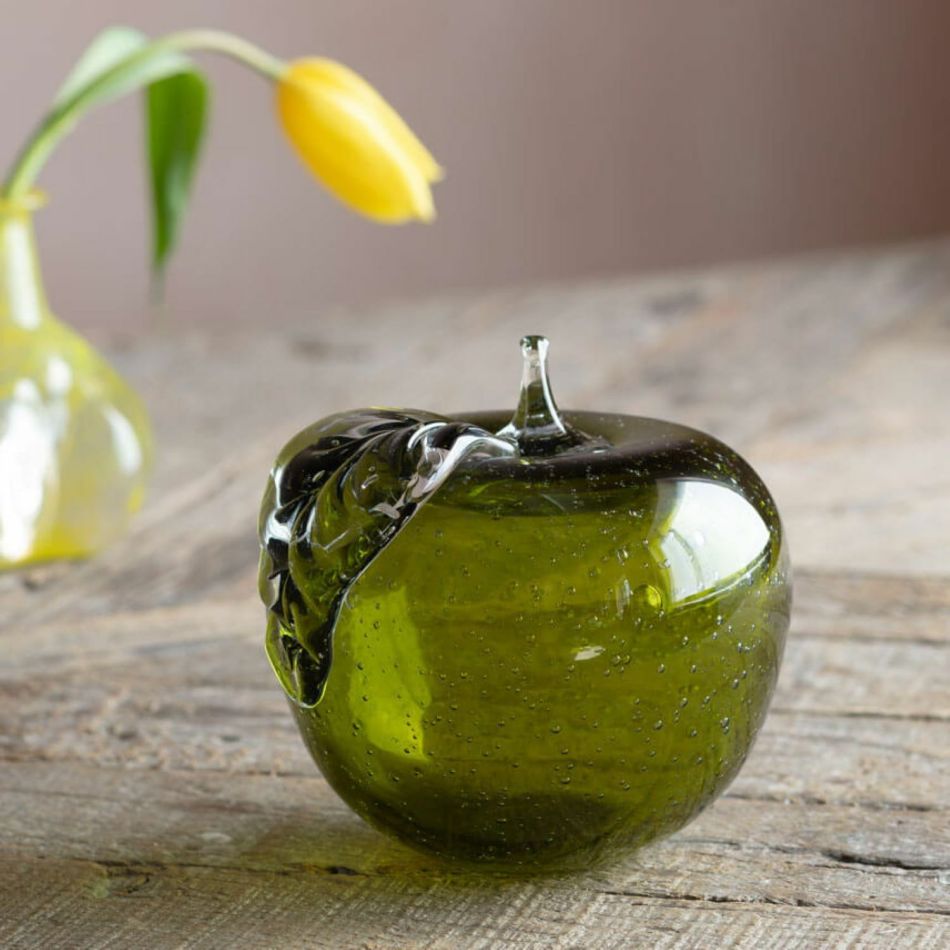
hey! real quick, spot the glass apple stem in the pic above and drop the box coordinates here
[498,335,583,454]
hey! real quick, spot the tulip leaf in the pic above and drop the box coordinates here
[53,26,191,110]
[47,27,210,281]
[146,70,208,279]
[54,27,149,106]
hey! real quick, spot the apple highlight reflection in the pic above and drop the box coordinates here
[653,478,771,606]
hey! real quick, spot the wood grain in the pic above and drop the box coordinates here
[2,239,949,947]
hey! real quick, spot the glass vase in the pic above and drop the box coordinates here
[0,193,152,569]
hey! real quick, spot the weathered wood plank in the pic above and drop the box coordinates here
[792,569,950,644]
[7,565,947,673]
[4,583,947,770]
[4,622,947,813]
[2,855,946,950]
[2,666,945,814]
[775,637,949,720]
[0,760,946,916]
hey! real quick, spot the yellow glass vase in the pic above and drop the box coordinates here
[0,193,152,568]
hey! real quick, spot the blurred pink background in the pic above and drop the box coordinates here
[5,1,950,334]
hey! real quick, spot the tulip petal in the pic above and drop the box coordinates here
[299,59,443,184]
[277,58,439,223]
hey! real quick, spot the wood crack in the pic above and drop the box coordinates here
[596,887,950,916]
[789,630,949,647]
[671,837,949,877]
[818,849,950,873]
[769,707,950,724]
[92,856,370,881]
[724,792,942,814]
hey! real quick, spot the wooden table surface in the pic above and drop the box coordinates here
[1,240,948,948]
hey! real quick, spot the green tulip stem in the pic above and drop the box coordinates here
[1,29,285,200]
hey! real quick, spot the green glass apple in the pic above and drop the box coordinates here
[258,336,790,871]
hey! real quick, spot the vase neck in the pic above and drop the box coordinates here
[0,195,51,330]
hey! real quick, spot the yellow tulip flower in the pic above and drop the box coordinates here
[276,58,443,223]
